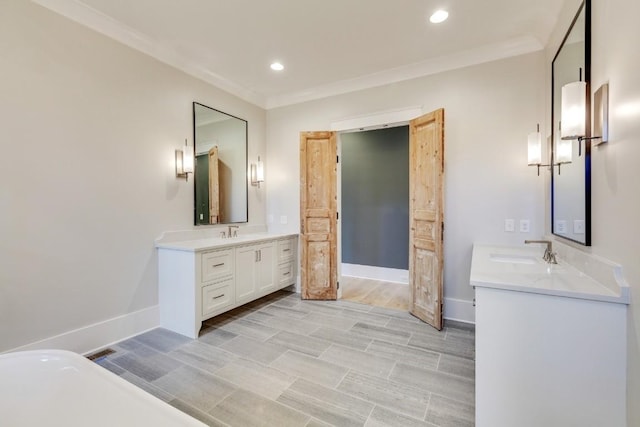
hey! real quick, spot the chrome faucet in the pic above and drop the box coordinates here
[227,225,239,238]
[524,240,557,264]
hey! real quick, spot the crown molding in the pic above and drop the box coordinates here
[33,0,543,111]
[265,35,543,109]
[31,0,267,108]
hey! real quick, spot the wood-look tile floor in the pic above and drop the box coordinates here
[95,291,475,427]
[340,276,410,311]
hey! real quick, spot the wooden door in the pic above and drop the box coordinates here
[300,132,337,300]
[409,109,445,330]
[208,146,220,224]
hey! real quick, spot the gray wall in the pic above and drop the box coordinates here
[341,126,409,269]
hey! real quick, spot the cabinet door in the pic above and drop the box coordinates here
[235,245,257,303]
[257,243,276,294]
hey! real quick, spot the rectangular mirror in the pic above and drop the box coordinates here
[552,0,590,245]
[193,102,248,225]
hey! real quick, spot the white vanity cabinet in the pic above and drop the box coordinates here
[470,244,629,427]
[157,233,298,339]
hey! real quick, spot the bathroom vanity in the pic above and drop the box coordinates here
[471,243,629,427]
[156,232,298,338]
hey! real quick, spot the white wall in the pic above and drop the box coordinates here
[0,1,266,353]
[266,52,547,320]
[546,0,640,424]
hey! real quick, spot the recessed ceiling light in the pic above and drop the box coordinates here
[429,10,449,24]
[270,62,284,71]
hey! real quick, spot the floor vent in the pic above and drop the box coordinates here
[86,348,115,361]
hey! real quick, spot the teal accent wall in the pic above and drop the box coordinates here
[341,126,409,269]
[195,154,209,225]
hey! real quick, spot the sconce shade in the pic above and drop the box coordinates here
[182,147,194,174]
[561,81,587,139]
[175,139,194,181]
[556,136,573,164]
[256,158,264,183]
[251,156,265,187]
[527,131,542,165]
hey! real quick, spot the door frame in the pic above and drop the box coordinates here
[332,106,423,297]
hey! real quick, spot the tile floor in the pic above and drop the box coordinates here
[95,290,475,427]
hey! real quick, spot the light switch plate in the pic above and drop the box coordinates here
[573,219,585,234]
[505,219,515,232]
[280,215,288,225]
[268,214,274,224]
[519,219,530,233]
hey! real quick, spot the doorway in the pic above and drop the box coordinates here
[300,109,445,330]
[339,126,411,310]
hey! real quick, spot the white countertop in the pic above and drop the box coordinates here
[470,244,629,304]
[155,232,298,252]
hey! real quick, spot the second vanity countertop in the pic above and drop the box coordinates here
[155,232,298,252]
[470,244,629,304]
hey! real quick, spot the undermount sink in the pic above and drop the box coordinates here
[489,253,539,264]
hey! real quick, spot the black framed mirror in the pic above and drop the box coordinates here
[193,102,248,225]
[551,0,591,246]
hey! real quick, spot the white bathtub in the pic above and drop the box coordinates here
[0,349,206,426]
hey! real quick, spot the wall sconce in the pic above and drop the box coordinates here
[175,139,194,181]
[561,80,609,155]
[554,131,572,175]
[528,124,550,176]
[251,156,264,188]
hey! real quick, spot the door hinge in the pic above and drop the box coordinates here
[337,281,340,289]
[336,212,339,220]
[441,222,444,242]
[337,155,339,163]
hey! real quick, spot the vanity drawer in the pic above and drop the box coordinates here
[202,279,234,318]
[278,260,296,287]
[277,238,295,262]
[201,249,234,282]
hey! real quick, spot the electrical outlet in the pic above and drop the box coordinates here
[505,219,515,232]
[519,219,530,233]
[280,215,288,225]
[574,219,585,234]
[556,220,567,233]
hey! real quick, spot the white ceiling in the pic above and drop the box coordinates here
[33,0,564,109]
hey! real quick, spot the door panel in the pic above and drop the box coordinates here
[300,132,337,300]
[235,245,257,303]
[257,243,276,294]
[409,109,445,330]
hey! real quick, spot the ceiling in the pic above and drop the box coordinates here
[33,0,564,109]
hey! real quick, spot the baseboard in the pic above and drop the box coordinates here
[5,306,159,356]
[443,297,475,324]
[342,263,409,284]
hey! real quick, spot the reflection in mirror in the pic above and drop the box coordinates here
[552,1,590,245]
[193,102,248,225]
